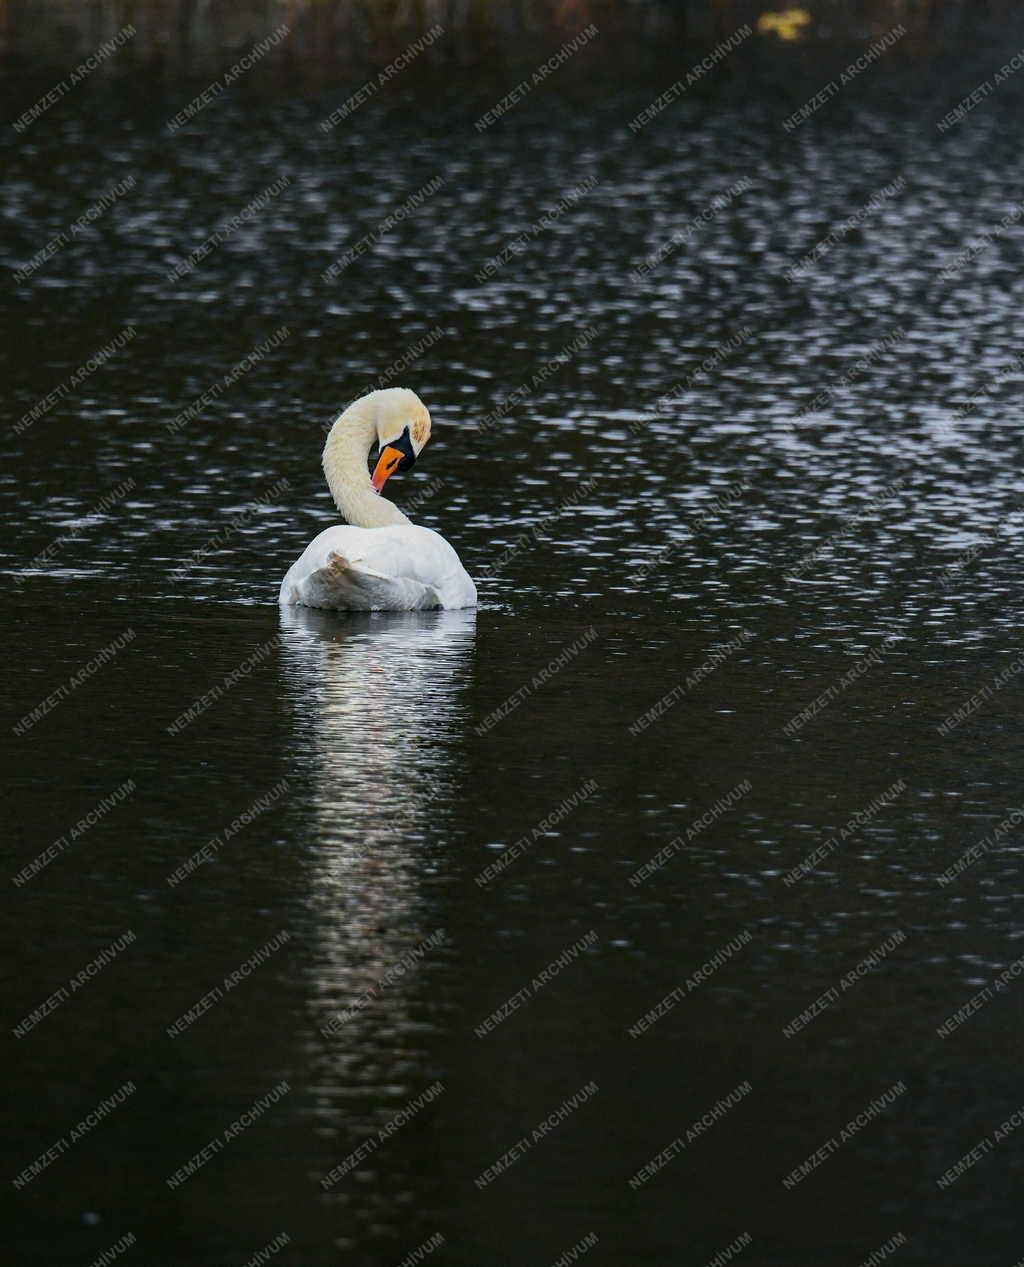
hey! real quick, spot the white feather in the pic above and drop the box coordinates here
[279,524,476,611]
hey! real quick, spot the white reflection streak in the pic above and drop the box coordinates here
[278,607,475,1049]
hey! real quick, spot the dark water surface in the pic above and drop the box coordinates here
[5,40,1024,1267]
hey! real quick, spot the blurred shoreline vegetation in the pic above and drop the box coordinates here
[0,0,1017,89]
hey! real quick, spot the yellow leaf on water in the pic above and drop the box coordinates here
[757,8,812,41]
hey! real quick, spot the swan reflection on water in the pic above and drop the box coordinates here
[277,605,476,1178]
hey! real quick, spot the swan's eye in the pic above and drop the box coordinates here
[371,427,417,491]
[380,426,416,470]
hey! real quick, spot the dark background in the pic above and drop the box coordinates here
[4,3,1024,1264]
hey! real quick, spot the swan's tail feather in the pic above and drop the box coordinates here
[286,550,441,611]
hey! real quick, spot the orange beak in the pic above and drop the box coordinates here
[371,445,404,493]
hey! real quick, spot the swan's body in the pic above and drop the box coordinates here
[279,388,477,611]
[280,523,476,610]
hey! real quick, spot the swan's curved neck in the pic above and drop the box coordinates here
[323,398,410,529]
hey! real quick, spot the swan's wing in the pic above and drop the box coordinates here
[279,525,474,611]
[286,550,442,611]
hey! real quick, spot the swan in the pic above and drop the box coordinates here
[279,387,477,611]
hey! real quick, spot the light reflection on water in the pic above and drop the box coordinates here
[280,607,475,1247]
[279,605,475,1041]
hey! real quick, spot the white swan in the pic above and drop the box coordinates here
[279,388,477,611]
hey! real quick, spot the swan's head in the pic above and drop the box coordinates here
[371,388,432,493]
